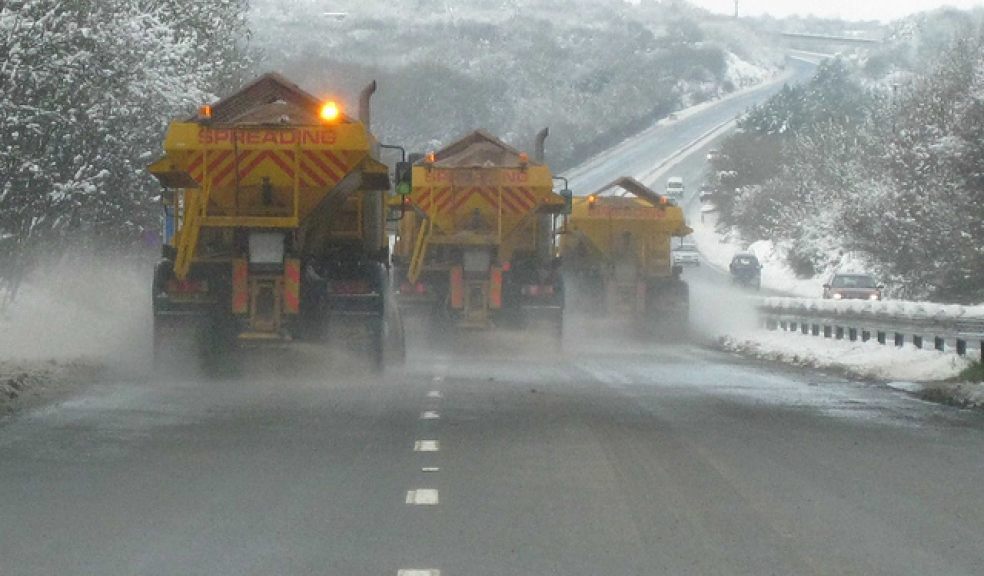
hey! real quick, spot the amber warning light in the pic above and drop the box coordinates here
[320,101,340,122]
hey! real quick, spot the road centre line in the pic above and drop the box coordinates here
[414,440,439,452]
[421,410,440,419]
[422,467,440,473]
[427,390,443,399]
[398,570,440,576]
[405,489,439,505]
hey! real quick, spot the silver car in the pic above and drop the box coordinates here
[672,244,700,266]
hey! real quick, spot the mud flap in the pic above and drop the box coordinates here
[153,310,236,373]
[644,280,689,339]
[520,305,565,350]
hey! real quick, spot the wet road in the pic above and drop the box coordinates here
[2,338,984,576]
[4,54,984,576]
[566,57,818,197]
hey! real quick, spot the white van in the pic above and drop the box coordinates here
[665,177,684,202]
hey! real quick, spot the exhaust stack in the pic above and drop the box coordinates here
[534,127,549,163]
[359,80,377,129]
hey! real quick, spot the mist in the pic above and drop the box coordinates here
[0,259,154,373]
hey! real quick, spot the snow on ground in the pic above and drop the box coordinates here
[917,381,984,409]
[0,261,152,414]
[568,67,788,187]
[721,328,973,382]
[693,210,824,297]
[761,296,984,321]
[0,359,106,415]
[724,52,772,88]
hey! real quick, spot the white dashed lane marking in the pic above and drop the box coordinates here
[405,489,439,505]
[400,378,446,574]
[414,440,439,452]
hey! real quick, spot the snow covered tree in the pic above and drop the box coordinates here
[0,0,252,306]
[712,16,984,303]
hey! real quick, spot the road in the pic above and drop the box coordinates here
[566,57,818,197]
[2,340,983,576]
[3,56,984,576]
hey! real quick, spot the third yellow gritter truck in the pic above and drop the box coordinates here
[560,177,692,330]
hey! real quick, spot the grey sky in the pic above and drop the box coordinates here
[688,0,984,21]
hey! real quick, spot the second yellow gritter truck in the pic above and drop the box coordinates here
[392,129,570,335]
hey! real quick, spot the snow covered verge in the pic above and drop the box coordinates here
[909,381,984,410]
[720,330,984,410]
[693,210,824,297]
[720,330,972,381]
[0,360,106,416]
[760,296,984,322]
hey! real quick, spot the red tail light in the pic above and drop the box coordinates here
[399,281,428,295]
[522,284,555,297]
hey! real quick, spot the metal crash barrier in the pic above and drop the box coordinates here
[758,297,984,363]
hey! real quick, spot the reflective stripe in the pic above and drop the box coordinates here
[231,259,249,314]
[284,258,301,314]
[489,266,502,309]
[450,266,464,309]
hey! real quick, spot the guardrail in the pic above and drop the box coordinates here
[758,298,984,363]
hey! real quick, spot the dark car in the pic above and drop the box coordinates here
[823,273,883,300]
[729,252,762,290]
[698,186,715,203]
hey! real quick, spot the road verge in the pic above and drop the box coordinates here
[1,359,106,417]
[718,332,984,411]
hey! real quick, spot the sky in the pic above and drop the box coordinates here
[686,0,984,21]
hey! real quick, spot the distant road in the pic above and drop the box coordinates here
[565,55,822,293]
[566,57,818,196]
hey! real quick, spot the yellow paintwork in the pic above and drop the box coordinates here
[151,119,378,279]
[407,218,433,284]
[395,163,564,276]
[562,195,692,280]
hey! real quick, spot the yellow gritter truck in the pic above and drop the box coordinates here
[392,129,569,334]
[560,177,692,328]
[149,73,400,367]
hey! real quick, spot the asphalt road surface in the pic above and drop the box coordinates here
[3,57,984,576]
[566,57,818,197]
[2,337,983,576]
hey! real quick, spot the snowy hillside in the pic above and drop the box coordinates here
[249,0,780,170]
[706,9,984,304]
